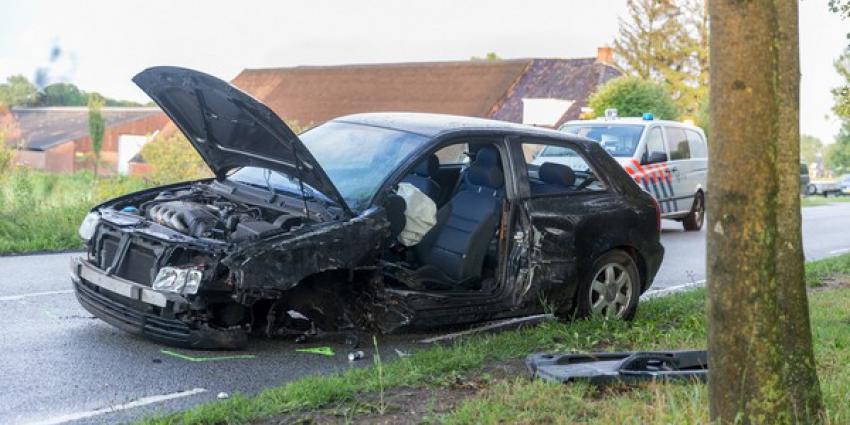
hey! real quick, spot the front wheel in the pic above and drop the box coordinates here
[575,250,640,321]
[682,192,705,231]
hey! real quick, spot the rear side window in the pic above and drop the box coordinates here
[644,127,666,162]
[664,127,691,160]
[523,142,606,195]
[685,129,707,159]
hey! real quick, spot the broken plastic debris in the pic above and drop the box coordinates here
[348,350,365,362]
[394,348,411,358]
[217,392,230,399]
[526,350,708,384]
[295,346,335,356]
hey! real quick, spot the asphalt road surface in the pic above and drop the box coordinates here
[2,202,849,425]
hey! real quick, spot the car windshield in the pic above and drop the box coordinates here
[560,124,645,157]
[228,121,427,210]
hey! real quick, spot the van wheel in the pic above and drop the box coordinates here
[574,250,640,321]
[806,184,818,196]
[682,192,705,231]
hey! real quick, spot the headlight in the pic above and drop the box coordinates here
[152,267,204,295]
[78,212,101,241]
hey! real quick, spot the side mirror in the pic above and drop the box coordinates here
[643,151,668,165]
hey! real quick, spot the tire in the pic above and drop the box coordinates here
[575,250,641,321]
[682,191,705,231]
[806,184,818,196]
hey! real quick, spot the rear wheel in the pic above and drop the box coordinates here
[806,184,818,196]
[575,250,640,321]
[682,191,705,231]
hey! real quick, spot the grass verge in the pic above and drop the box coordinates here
[800,195,850,207]
[138,254,850,425]
[0,169,150,254]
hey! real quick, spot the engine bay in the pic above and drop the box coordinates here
[117,184,310,242]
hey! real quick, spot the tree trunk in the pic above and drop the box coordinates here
[707,1,822,423]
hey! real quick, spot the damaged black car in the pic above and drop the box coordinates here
[71,67,664,349]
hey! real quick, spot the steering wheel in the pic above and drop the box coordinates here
[574,175,597,191]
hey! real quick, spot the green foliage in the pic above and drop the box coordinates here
[88,94,105,164]
[588,76,680,119]
[0,170,150,253]
[826,122,850,174]
[0,74,142,107]
[800,134,824,165]
[39,83,87,106]
[829,0,850,38]
[614,0,708,117]
[139,133,211,185]
[833,48,850,120]
[0,75,38,106]
[471,52,501,61]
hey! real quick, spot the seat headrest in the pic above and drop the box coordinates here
[466,163,504,189]
[414,154,439,177]
[473,147,499,167]
[539,162,575,188]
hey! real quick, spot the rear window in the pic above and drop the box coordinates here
[664,127,691,160]
[685,129,707,159]
[560,124,645,157]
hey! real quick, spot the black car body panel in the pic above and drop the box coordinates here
[72,68,664,349]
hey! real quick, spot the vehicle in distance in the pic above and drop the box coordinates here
[71,67,664,349]
[551,112,707,231]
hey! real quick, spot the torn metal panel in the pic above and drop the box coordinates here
[223,208,391,291]
[526,350,708,384]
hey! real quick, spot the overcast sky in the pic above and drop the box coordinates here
[0,0,846,143]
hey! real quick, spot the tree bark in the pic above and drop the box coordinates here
[707,1,822,423]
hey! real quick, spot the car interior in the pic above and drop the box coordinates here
[384,143,508,292]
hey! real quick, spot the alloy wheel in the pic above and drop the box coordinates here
[588,263,632,319]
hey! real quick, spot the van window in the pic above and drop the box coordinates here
[685,130,707,159]
[644,127,666,162]
[664,127,691,160]
[525,142,606,195]
[560,124,644,157]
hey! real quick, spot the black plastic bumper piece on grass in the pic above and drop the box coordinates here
[526,350,708,384]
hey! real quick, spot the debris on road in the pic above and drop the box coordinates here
[419,314,553,344]
[295,346,335,357]
[526,350,708,384]
[159,349,257,362]
[217,392,230,400]
[394,348,411,358]
[347,350,365,362]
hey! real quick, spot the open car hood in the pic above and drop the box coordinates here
[133,66,350,213]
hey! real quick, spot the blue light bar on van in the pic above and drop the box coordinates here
[642,113,654,121]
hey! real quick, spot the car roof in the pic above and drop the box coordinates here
[331,112,570,139]
[563,118,702,130]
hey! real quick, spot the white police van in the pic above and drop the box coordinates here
[538,109,708,231]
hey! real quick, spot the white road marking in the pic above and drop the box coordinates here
[23,388,207,425]
[642,280,707,300]
[828,247,850,255]
[0,289,73,302]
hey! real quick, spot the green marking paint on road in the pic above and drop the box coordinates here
[160,349,256,362]
[295,346,335,356]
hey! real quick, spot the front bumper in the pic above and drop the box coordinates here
[71,257,247,349]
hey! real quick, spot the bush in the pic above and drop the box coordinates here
[139,133,211,185]
[588,76,680,120]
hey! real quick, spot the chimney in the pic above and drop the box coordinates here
[596,46,614,65]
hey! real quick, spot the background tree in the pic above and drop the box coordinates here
[832,48,850,120]
[800,134,824,165]
[708,0,822,422]
[87,94,105,176]
[614,0,708,117]
[826,123,850,174]
[470,52,501,61]
[588,76,679,119]
[829,0,850,37]
[0,75,38,107]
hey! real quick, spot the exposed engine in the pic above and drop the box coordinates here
[136,187,305,242]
